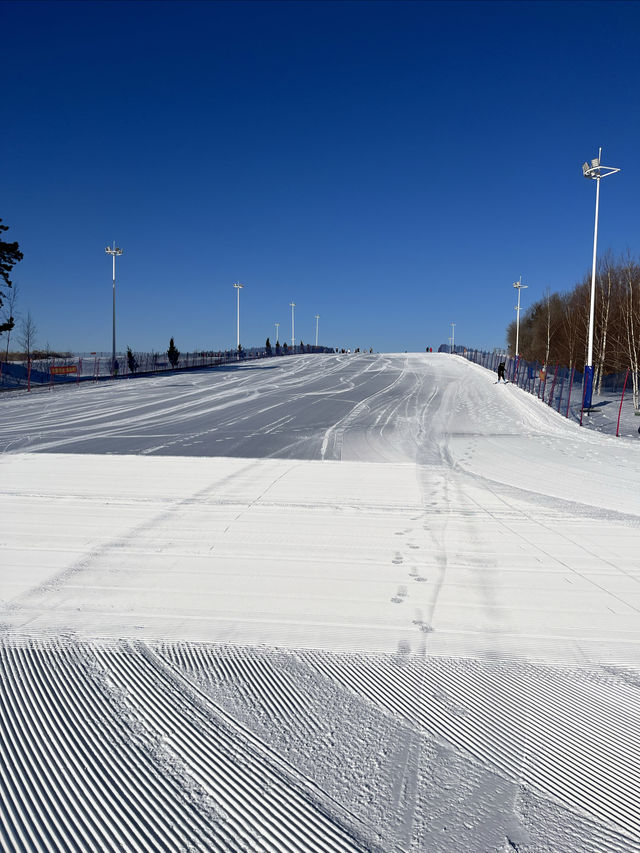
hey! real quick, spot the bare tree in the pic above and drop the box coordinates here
[594,254,616,394]
[19,312,37,362]
[542,289,552,368]
[558,273,591,371]
[621,256,640,412]
[559,287,585,370]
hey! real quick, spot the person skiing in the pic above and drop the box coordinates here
[497,361,506,383]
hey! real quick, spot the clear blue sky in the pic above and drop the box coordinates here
[3,0,640,354]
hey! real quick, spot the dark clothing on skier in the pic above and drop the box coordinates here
[497,362,506,382]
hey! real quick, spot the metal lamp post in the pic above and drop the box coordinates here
[105,242,123,375]
[450,322,455,354]
[315,314,320,348]
[275,322,280,344]
[582,149,620,409]
[290,302,296,350]
[234,282,244,351]
[513,277,528,357]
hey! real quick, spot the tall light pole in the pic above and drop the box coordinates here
[582,149,620,409]
[513,277,528,358]
[105,242,123,375]
[450,322,455,354]
[275,322,280,344]
[290,302,296,349]
[315,314,320,348]
[233,282,244,350]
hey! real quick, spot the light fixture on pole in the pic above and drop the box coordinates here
[315,314,320,348]
[513,277,528,357]
[105,242,123,375]
[582,149,620,409]
[233,282,244,350]
[290,302,296,349]
[275,322,279,344]
[450,322,455,354]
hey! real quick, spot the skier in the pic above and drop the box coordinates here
[497,361,506,383]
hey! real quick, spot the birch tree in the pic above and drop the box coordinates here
[622,256,640,411]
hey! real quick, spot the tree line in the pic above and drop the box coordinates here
[506,252,640,408]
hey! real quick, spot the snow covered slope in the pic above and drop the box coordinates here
[1,353,639,852]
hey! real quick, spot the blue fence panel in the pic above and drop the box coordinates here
[0,362,51,388]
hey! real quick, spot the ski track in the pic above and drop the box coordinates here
[0,354,415,460]
[296,649,640,845]
[0,355,364,457]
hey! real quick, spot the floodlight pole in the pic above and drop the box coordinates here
[234,282,244,349]
[315,314,320,348]
[513,277,528,357]
[290,302,296,349]
[582,149,620,409]
[275,322,279,344]
[105,242,123,375]
[450,322,455,354]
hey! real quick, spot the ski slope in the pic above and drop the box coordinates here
[1,352,639,852]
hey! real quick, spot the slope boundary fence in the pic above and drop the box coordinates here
[0,345,334,393]
[461,349,637,438]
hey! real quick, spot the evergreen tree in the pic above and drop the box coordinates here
[127,346,138,374]
[282,341,288,353]
[275,340,281,355]
[167,337,180,368]
[265,337,272,356]
[0,219,23,338]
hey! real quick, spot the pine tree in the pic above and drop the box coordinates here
[167,337,180,368]
[265,337,272,356]
[127,346,138,374]
[0,219,23,337]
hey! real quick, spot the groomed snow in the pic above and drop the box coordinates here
[1,353,639,852]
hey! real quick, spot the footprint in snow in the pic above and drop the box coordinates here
[391,585,408,603]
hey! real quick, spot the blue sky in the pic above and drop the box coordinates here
[3,0,640,354]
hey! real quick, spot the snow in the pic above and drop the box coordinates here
[1,352,639,852]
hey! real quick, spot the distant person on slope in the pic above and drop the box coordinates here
[497,361,506,383]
